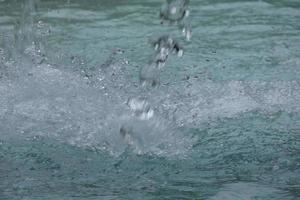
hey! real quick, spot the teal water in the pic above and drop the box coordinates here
[0,0,300,199]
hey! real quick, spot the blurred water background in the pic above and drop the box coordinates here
[0,0,300,199]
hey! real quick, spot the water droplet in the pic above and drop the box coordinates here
[152,36,183,58]
[127,97,154,120]
[160,0,190,23]
[177,49,183,57]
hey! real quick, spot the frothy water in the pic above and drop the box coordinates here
[0,0,300,199]
[0,0,196,157]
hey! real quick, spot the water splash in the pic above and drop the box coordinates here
[152,35,183,63]
[139,36,184,86]
[123,0,194,154]
[126,97,154,120]
[160,0,192,40]
[0,1,299,199]
[139,0,191,87]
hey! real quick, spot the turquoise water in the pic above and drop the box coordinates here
[0,0,300,199]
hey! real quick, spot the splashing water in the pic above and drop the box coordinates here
[0,0,195,158]
[139,0,191,87]
[0,0,300,199]
[126,97,154,120]
[133,0,193,152]
[160,0,192,40]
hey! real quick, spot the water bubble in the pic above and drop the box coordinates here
[182,26,192,41]
[151,35,183,67]
[160,0,192,41]
[177,49,183,57]
[156,48,169,67]
[160,0,190,24]
[152,36,182,55]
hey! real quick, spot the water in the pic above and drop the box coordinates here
[0,0,300,199]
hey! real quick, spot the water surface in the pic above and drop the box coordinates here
[0,0,300,199]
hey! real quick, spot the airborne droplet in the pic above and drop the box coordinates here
[160,0,190,24]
